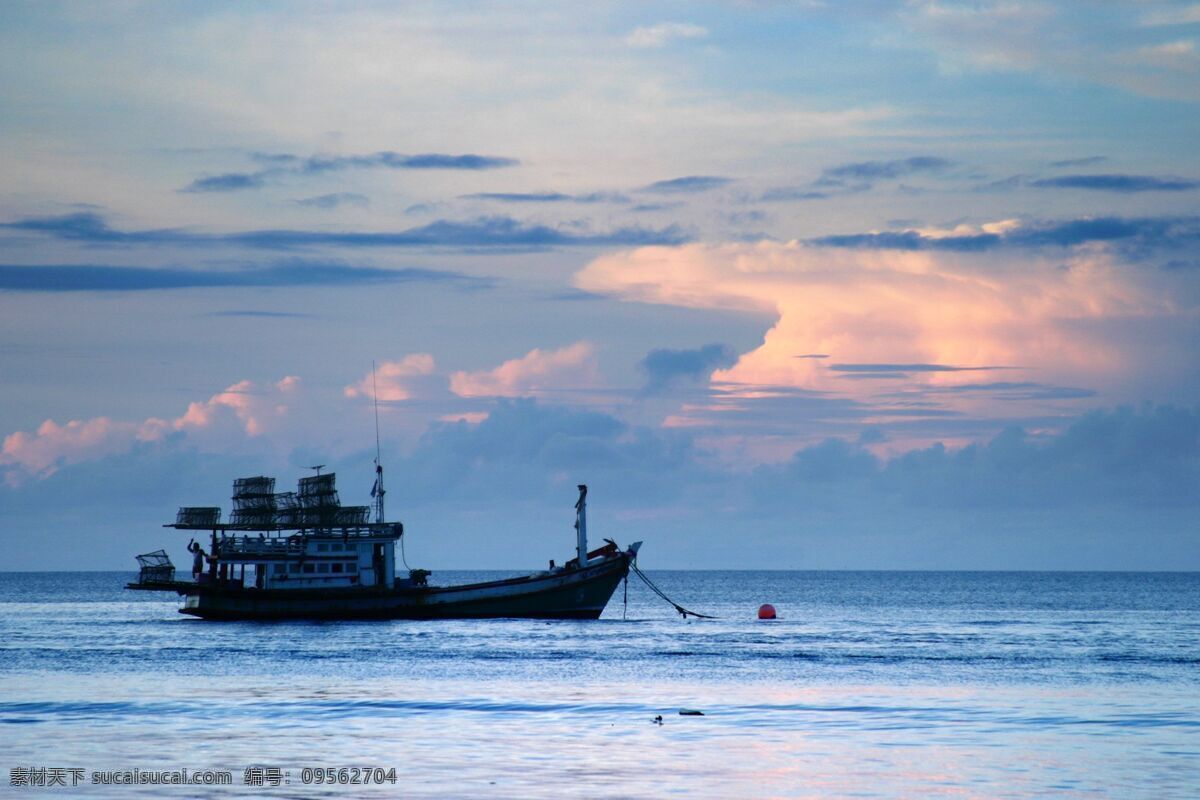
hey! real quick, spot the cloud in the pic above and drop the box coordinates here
[1030,174,1200,192]
[640,175,734,194]
[0,259,492,292]
[757,187,830,202]
[463,192,571,203]
[1,377,299,483]
[749,404,1200,510]
[901,1,1200,101]
[819,156,953,183]
[912,382,1097,401]
[1048,156,1108,168]
[182,151,520,192]
[639,343,738,395]
[461,191,630,204]
[808,216,1200,251]
[183,172,269,193]
[344,355,437,402]
[625,22,708,48]
[1131,39,1199,70]
[1,417,160,484]
[575,239,1194,444]
[2,212,690,251]
[449,342,600,398]
[294,192,370,209]
[752,157,951,202]
[829,363,1004,373]
[1140,5,1200,27]
[5,397,1196,569]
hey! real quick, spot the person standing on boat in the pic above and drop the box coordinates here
[187,540,205,579]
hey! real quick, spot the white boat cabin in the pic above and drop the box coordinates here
[171,471,408,591]
[211,529,400,590]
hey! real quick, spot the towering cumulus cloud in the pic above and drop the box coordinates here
[576,239,1188,433]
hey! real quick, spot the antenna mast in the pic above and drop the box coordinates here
[371,361,386,523]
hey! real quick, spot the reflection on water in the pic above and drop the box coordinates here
[1,571,1197,797]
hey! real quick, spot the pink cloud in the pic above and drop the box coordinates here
[1,377,299,483]
[449,342,600,398]
[576,239,1180,434]
[344,355,436,401]
[2,418,140,483]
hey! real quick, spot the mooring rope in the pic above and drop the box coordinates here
[629,561,718,620]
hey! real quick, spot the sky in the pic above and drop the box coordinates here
[1,1,1198,570]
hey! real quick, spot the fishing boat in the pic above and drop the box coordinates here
[127,465,641,621]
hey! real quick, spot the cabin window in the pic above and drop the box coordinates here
[303,563,315,574]
[288,563,301,574]
[332,563,343,573]
[318,563,329,573]
[345,562,357,573]
[317,543,329,552]
[330,542,342,551]
[273,564,286,574]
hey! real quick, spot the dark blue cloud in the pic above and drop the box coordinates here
[5,399,1195,569]
[0,260,494,292]
[462,191,630,204]
[748,405,1200,510]
[183,172,269,193]
[463,192,571,203]
[1,212,690,250]
[641,175,734,194]
[1048,156,1108,168]
[757,187,830,202]
[182,151,519,192]
[874,405,1200,508]
[396,399,702,510]
[630,202,684,212]
[809,216,1200,252]
[639,343,738,395]
[908,382,1097,401]
[1030,174,1199,192]
[830,363,1002,373]
[386,153,517,170]
[294,193,369,209]
[820,156,952,183]
[1,212,174,243]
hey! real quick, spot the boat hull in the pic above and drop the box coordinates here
[172,553,632,621]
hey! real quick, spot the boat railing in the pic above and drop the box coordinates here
[217,536,306,556]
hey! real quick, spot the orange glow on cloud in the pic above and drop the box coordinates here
[576,239,1167,427]
[449,342,599,398]
[344,355,435,402]
[1,378,297,484]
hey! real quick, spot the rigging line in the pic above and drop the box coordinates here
[622,572,628,621]
[629,561,718,620]
[399,529,411,571]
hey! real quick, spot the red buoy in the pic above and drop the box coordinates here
[757,603,777,620]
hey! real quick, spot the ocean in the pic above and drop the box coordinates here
[1,571,1197,798]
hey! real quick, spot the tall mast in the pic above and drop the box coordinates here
[574,484,588,567]
[372,361,386,523]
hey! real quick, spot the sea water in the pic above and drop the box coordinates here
[1,571,1197,798]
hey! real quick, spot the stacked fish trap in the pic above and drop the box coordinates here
[296,473,371,527]
[230,476,276,528]
[271,491,302,527]
[175,506,221,527]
